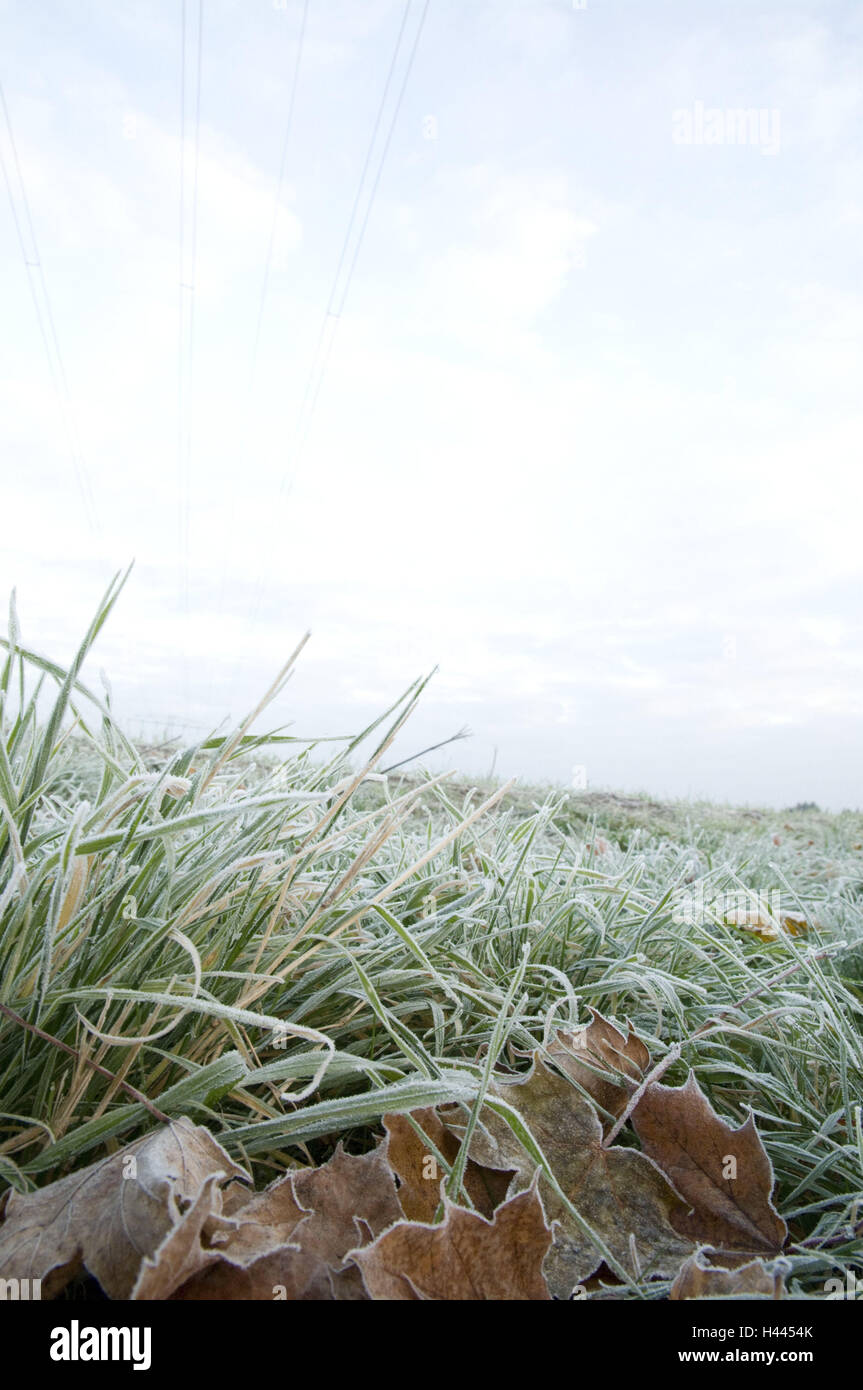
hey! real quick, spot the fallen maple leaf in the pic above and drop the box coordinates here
[290,1141,402,1289]
[445,1050,693,1298]
[548,1008,649,1129]
[671,1249,788,1299]
[170,1141,402,1301]
[780,911,811,937]
[384,1108,514,1222]
[724,908,811,943]
[133,1168,307,1299]
[350,1183,552,1300]
[631,1072,787,1256]
[0,1118,247,1299]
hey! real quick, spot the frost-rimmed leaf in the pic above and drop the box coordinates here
[169,1142,401,1301]
[632,1072,788,1255]
[444,1051,694,1298]
[548,1008,650,1129]
[671,1248,789,1299]
[350,1182,552,1301]
[384,1107,514,1221]
[0,1117,247,1298]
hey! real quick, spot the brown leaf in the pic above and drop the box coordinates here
[168,1247,312,1301]
[671,1249,788,1299]
[291,1141,402,1277]
[0,1117,248,1298]
[351,1184,552,1300]
[167,1235,322,1302]
[383,1108,514,1222]
[724,908,812,942]
[210,1173,307,1263]
[548,1009,649,1128]
[172,1141,402,1301]
[446,1052,693,1298]
[133,1169,307,1299]
[132,1175,243,1300]
[221,1179,255,1216]
[632,1072,787,1255]
[780,911,811,937]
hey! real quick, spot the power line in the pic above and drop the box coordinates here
[177,0,204,612]
[0,77,100,537]
[291,0,430,468]
[237,0,431,651]
[210,0,310,628]
[205,0,313,700]
[248,0,310,386]
[177,1,204,711]
[204,0,431,719]
[177,1,187,621]
[187,0,204,558]
[277,0,419,499]
[325,0,414,319]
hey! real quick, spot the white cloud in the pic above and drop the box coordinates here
[2,0,863,808]
[417,168,597,351]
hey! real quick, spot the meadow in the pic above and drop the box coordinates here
[1,571,861,1300]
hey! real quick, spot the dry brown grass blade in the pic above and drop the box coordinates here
[199,632,311,793]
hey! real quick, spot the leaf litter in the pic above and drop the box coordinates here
[0,1011,790,1300]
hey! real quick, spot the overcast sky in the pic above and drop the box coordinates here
[1,0,862,808]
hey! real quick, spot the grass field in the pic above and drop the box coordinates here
[1,573,862,1299]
